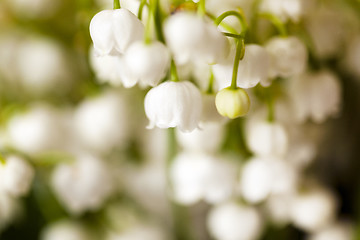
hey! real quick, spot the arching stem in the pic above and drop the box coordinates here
[258,13,287,37]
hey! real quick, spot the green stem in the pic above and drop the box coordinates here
[113,0,120,9]
[206,69,214,94]
[258,13,287,37]
[144,0,153,44]
[153,0,165,43]
[230,38,245,89]
[215,10,248,37]
[170,60,179,82]
[197,0,206,17]
[206,12,238,34]
[137,0,147,20]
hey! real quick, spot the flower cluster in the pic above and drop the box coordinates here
[0,0,358,239]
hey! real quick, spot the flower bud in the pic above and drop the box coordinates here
[215,87,250,119]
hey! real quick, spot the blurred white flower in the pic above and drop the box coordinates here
[290,186,337,232]
[6,0,61,19]
[245,120,288,157]
[144,81,202,132]
[265,36,307,79]
[289,70,341,123]
[73,90,130,153]
[90,9,144,56]
[41,220,94,240]
[123,41,171,87]
[176,122,225,154]
[308,221,355,240]
[213,44,269,90]
[264,193,294,226]
[164,12,229,65]
[259,0,303,22]
[207,201,263,240]
[306,6,346,58]
[170,152,237,205]
[51,154,114,215]
[16,37,70,95]
[7,104,68,154]
[0,155,34,197]
[89,46,125,86]
[239,156,298,204]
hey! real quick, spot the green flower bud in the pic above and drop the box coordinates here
[215,87,250,119]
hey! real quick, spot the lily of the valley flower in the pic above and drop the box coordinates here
[290,186,337,232]
[265,36,308,79]
[144,81,202,132]
[164,12,229,65]
[213,44,270,89]
[207,201,263,240]
[259,0,303,23]
[123,41,171,87]
[289,70,341,123]
[0,156,34,198]
[51,154,114,215]
[89,9,144,56]
[246,120,288,157]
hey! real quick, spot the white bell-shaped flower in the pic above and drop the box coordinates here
[213,44,269,90]
[289,70,341,123]
[7,104,68,154]
[308,221,355,240]
[74,90,130,153]
[16,37,70,95]
[144,81,202,132]
[264,193,294,226]
[0,156,34,197]
[89,46,126,86]
[290,186,337,232]
[170,152,237,205]
[306,6,345,59]
[51,154,114,215]
[265,36,307,78]
[259,0,303,23]
[41,220,94,240]
[89,9,144,56]
[176,122,225,154]
[245,120,288,157]
[239,156,298,204]
[207,201,263,240]
[123,41,171,87]
[164,12,229,65]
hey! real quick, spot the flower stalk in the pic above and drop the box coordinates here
[113,0,120,9]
